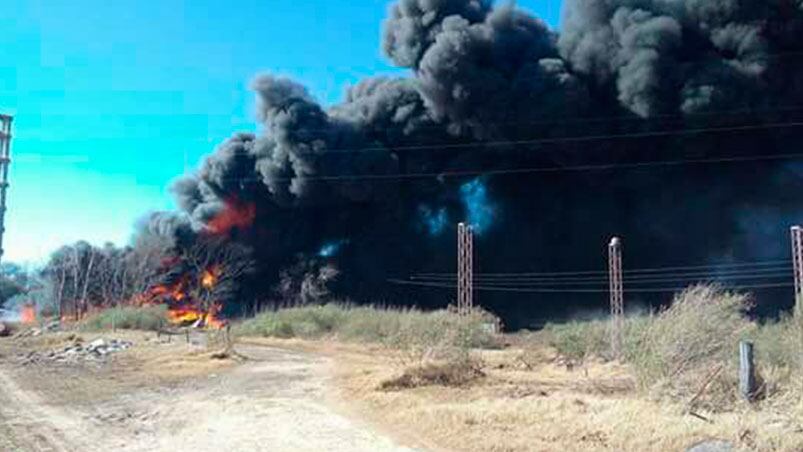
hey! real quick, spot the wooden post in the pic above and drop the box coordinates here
[739,341,756,401]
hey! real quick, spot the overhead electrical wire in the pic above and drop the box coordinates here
[399,259,796,292]
[414,259,792,279]
[387,278,794,294]
[208,116,803,184]
[225,150,803,183]
[237,120,803,158]
[412,267,792,282]
[409,273,791,287]
[231,101,803,137]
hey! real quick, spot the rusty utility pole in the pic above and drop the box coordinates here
[0,115,12,265]
[609,237,624,358]
[791,226,803,308]
[791,226,803,370]
[457,223,474,316]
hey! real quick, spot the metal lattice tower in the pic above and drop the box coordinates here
[791,226,803,310]
[608,237,624,358]
[457,223,474,316]
[0,115,11,265]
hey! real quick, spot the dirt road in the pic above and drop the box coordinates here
[0,343,417,452]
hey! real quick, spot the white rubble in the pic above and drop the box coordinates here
[18,338,134,365]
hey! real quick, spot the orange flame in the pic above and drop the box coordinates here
[205,304,226,329]
[20,305,36,324]
[134,266,227,330]
[201,266,220,289]
[207,198,255,235]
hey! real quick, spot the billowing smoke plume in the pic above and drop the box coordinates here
[144,0,803,327]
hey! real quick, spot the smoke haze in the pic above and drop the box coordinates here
[142,0,803,327]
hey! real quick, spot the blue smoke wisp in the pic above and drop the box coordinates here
[460,178,495,234]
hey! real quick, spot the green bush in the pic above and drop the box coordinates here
[82,305,169,332]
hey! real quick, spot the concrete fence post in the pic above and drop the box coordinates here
[739,341,756,401]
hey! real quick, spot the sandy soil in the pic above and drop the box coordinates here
[0,332,416,452]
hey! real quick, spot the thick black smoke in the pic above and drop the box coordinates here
[145,0,803,328]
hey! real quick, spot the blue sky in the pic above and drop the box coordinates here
[0,0,561,265]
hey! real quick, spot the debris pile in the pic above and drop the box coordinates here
[13,321,61,338]
[18,338,134,365]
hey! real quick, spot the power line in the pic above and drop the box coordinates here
[286,120,803,156]
[413,274,791,287]
[388,278,794,294]
[620,259,792,274]
[411,273,792,286]
[414,266,792,281]
[414,259,792,278]
[225,150,803,183]
[260,100,803,137]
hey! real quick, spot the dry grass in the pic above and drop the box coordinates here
[626,286,752,410]
[81,305,169,332]
[235,304,500,393]
[379,360,485,390]
[542,285,802,412]
[235,303,499,347]
[313,285,803,451]
[326,338,803,452]
[39,289,803,450]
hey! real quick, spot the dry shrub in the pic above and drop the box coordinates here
[542,318,609,363]
[748,313,803,401]
[627,285,751,410]
[542,315,651,365]
[371,308,496,390]
[542,285,803,413]
[384,308,496,366]
[380,358,485,390]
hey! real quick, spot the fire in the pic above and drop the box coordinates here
[20,305,36,324]
[165,304,226,329]
[206,304,226,329]
[201,266,220,289]
[137,266,228,330]
[207,198,255,235]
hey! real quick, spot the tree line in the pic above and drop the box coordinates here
[1,230,255,320]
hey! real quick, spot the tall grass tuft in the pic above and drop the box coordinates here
[542,315,650,363]
[235,303,500,350]
[81,305,169,332]
[237,303,500,388]
[543,285,803,411]
[626,285,751,408]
